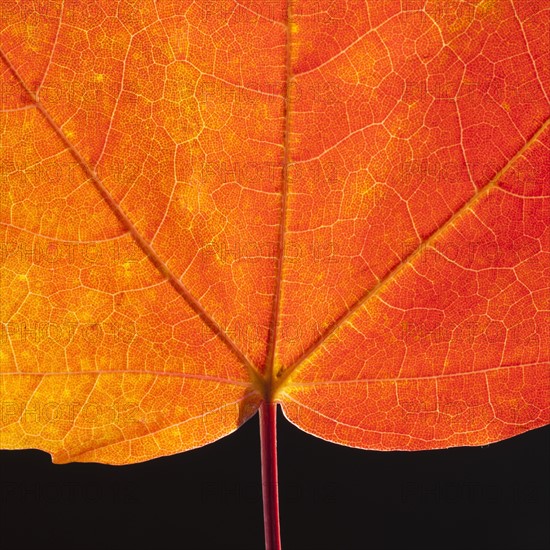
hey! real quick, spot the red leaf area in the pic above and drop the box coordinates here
[0,0,548,465]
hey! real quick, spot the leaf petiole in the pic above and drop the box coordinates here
[259,401,282,550]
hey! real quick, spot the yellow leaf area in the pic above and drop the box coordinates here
[1,1,549,464]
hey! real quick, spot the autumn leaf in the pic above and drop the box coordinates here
[1,1,549,548]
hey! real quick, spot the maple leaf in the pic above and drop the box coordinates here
[1,1,549,548]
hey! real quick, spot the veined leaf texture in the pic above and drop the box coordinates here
[0,0,548,468]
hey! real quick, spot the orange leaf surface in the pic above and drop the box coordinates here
[1,0,549,470]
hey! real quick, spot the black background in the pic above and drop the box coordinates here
[1,411,548,550]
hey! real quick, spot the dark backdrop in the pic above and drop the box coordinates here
[1,410,548,550]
